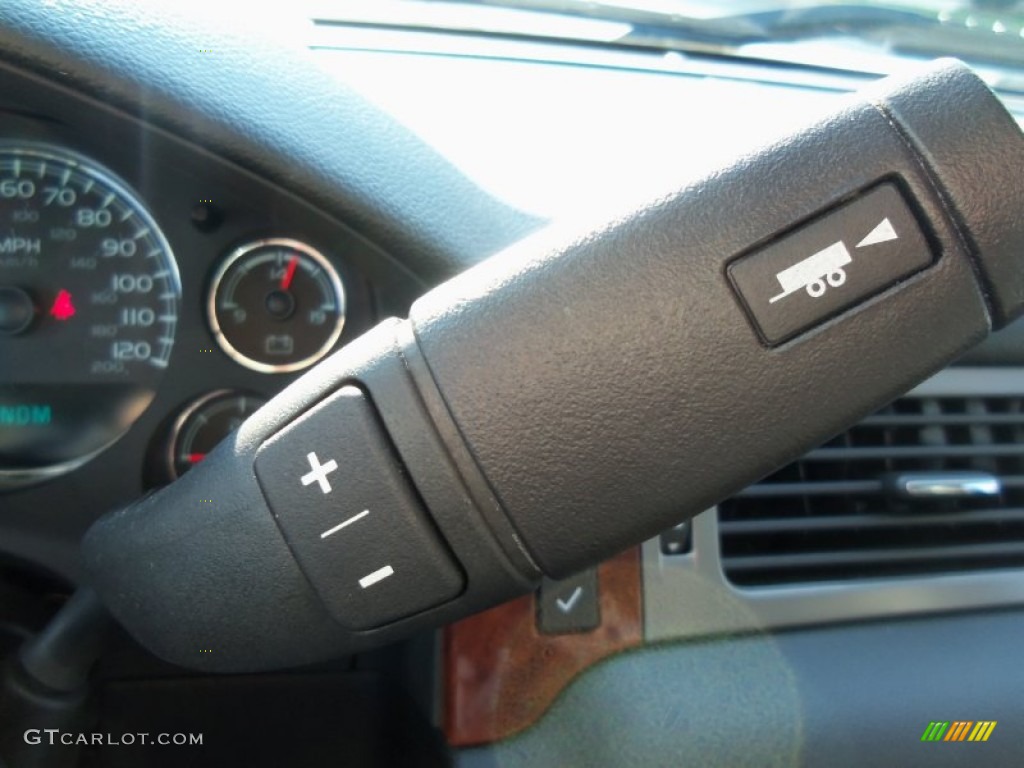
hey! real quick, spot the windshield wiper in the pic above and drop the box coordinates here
[469,1,935,41]
[467,1,1024,68]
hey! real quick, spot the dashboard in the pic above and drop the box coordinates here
[3,1,1024,767]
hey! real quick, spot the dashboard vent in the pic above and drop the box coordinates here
[719,397,1024,586]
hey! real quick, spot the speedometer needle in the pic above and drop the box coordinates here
[280,256,299,291]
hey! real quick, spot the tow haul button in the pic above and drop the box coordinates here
[728,182,934,346]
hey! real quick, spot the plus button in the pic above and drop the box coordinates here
[300,451,338,494]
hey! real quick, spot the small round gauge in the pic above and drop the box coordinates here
[0,144,180,486]
[208,239,345,373]
[168,391,266,479]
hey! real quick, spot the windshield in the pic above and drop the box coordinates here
[313,1,1024,77]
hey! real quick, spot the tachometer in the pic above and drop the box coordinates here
[0,145,180,485]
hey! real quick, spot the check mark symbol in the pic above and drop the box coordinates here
[556,586,584,613]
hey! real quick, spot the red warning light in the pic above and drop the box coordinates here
[50,289,75,321]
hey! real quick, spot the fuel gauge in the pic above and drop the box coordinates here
[208,238,346,373]
[168,390,266,479]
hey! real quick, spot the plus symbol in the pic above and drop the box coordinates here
[301,452,338,494]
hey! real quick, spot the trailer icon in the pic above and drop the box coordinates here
[768,241,852,304]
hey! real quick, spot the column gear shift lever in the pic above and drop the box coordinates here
[81,60,1024,673]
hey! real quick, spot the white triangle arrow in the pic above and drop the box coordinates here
[856,218,898,248]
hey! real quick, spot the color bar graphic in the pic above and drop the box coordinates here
[921,720,996,742]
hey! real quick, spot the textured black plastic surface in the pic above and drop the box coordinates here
[411,60,1020,577]
[871,62,1024,328]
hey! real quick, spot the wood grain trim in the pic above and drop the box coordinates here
[442,547,642,747]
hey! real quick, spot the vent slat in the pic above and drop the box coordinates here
[862,413,1024,426]
[805,445,1024,461]
[736,476,1024,497]
[736,480,881,497]
[719,507,1024,534]
[722,540,1024,572]
[718,396,1024,587]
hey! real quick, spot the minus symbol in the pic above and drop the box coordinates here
[358,565,394,589]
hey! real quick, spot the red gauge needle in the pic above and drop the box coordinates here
[280,256,299,290]
[187,453,207,464]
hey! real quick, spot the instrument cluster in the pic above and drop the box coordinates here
[0,143,363,490]
[0,59,424,581]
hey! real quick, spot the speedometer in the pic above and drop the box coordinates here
[0,145,180,486]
